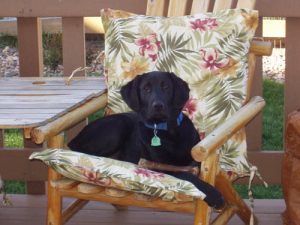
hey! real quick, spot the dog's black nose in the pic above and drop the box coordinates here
[152,101,164,112]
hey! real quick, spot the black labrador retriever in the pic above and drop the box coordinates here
[68,71,224,209]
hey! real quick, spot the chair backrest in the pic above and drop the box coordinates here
[146,0,255,16]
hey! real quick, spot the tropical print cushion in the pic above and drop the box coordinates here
[29,148,206,202]
[101,8,258,177]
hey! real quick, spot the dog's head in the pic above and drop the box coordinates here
[120,71,189,123]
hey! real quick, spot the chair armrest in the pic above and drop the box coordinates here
[31,91,107,144]
[250,39,273,56]
[191,96,265,162]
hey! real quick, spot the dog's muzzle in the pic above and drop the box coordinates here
[147,101,168,122]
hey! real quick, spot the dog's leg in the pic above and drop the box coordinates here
[170,171,224,209]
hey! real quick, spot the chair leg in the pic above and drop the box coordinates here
[215,172,258,225]
[112,204,129,211]
[193,150,218,225]
[193,199,211,225]
[63,199,89,224]
[47,168,62,225]
[211,204,238,225]
[47,134,64,225]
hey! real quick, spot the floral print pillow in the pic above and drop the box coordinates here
[30,149,206,202]
[101,8,258,177]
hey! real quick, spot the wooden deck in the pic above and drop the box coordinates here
[0,195,285,225]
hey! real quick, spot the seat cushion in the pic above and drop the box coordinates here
[101,8,258,177]
[30,148,206,202]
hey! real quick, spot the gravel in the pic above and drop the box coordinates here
[0,46,19,77]
[263,48,285,83]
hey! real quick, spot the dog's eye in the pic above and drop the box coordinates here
[143,85,151,93]
[161,82,169,90]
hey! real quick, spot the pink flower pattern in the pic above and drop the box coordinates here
[183,98,197,119]
[135,33,161,61]
[190,18,218,31]
[199,48,229,71]
[133,168,165,179]
[82,168,111,186]
[199,132,206,140]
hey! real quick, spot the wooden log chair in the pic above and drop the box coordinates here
[30,0,273,225]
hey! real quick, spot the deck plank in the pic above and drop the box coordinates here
[0,195,285,225]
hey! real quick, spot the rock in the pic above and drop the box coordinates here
[57,65,64,71]
[2,46,10,54]
[0,46,19,77]
[5,71,19,77]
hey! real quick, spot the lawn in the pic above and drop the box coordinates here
[262,79,284,150]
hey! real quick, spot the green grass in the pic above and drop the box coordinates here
[4,182,282,199]
[3,129,25,194]
[262,79,284,150]
[234,184,282,199]
[4,129,23,148]
[3,181,26,194]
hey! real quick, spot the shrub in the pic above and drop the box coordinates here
[42,33,62,71]
[0,34,18,48]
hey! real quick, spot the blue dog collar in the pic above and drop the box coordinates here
[145,112,184,131]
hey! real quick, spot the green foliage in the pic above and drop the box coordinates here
[4,129,23,148]
[0,34,18,48]
[42,33,62,70]
[4,181,25,194]
[3,129,25,194]
[262,79,284,150]
[234,184,282,199]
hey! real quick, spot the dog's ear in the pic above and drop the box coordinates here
[169,72,190,109]
[120,76,141,112]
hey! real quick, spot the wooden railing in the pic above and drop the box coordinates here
[0,0,299,193]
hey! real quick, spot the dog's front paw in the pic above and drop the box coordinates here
[204,190,225,209]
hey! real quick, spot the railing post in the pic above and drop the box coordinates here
[17,17,43,77]
[23,132,45,194]
[285,18,300,132]
[62,17,87,143]
[62,17,86,77]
